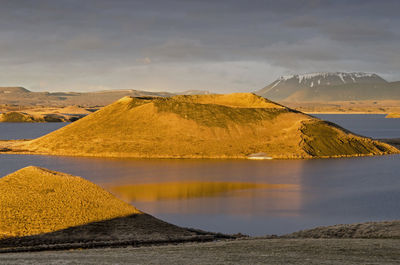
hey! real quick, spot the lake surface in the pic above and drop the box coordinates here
[0,115,399,236]
[0,122,67,139]
[314,114,400,139]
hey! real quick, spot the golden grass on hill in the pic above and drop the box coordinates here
[0,166,140,239]
[5,93,398,159]
[386,113,400,118]
[0,112,36,122]
[56,105,92,115]
[109,181,296,202]
[0,105,92,122]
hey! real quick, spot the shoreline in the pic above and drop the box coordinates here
[1,220,399,254]
[0,147,398,160]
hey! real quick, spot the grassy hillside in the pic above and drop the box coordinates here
[386,113,400,118]
[0,111,72,122]
[284,221,400,239]
[0,112,36,122]
[0,87,172,107]
[8,93,398,159]
[0,166,140,239]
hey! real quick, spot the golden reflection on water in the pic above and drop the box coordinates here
[108,181,297,202]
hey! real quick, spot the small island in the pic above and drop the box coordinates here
[1,93,397,159]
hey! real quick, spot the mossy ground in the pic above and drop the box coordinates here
[299,120,394,157]
[0,112,36,122]
[386,113,400,118]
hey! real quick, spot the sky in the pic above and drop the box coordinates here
[1,0,400,93]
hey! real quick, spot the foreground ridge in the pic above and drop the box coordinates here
[0,166,227,252]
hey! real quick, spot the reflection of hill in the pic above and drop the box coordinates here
[0,214,225,252]
[109,181,295,202]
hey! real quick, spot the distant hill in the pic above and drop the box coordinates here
[0,87,30,94]
[0,87,212,107]
[256,72,400,102]
[0,87,175,107]
[6,93,397,159]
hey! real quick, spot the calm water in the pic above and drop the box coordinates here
[0,122,67,139]
[314,114,400,139]
[0,115,399,236]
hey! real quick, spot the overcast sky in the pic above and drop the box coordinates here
[1,0,399,92]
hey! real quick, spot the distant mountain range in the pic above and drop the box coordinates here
[0,87,210,107]
[256,72,400,102]
[2,71,399,106]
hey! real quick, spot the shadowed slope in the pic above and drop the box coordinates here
[0,214,226,253]
[7,93,398,158]
[0,166,140,239]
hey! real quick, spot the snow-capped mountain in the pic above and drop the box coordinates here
[273,72,385,88]
[255,72,396,102]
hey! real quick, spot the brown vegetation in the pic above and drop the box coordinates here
[283,100,400,114]
[0,167,229,252]
[0,166,140,239]
[0,105,94,122]
[284,220,400,239]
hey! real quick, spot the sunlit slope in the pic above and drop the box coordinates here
[15,93,398,158]
[386,113,400,118]
[0,112,36,122]
[0,166,140,239]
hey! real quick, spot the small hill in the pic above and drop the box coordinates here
[0,111,70,122]
[284,221,400,239]
[0,87,30,94]
[256,72,400,102]
[0,87,173,107]
[57,105,92,115]
[6,93,398,159]
[0,166,139,239]
[0,167,225,251]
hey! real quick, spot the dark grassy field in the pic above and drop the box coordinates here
[1,238,399,265]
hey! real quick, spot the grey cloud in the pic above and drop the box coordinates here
[323,22,398,42]
[0,0,399,92]
[284,16,319,28]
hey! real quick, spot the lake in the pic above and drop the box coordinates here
[0,114,399,236]
[313,114,399,139]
